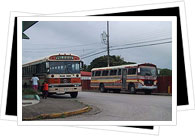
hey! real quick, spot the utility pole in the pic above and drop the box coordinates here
[107,21,110,67]
[101,21,110,67]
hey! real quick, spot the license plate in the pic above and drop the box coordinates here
[56,90,65,94]
[56,91,65,94]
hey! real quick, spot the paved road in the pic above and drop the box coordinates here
[48,91,172,121]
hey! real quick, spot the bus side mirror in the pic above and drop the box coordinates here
[80,61,84,69]
[46,62,49,69]
[137,67,140,74]
[47,69,50,73]
[158,69,160,75]
[46,62,50,73]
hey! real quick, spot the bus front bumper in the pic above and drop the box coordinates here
[48,86,82,94]
[136,85,157,90]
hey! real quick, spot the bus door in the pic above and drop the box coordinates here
[122,69,127,89]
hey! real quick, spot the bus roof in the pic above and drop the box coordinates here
[22,53,80,67]
[91,63,156,71]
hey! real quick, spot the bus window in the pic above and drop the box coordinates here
[95,71,101,76]
[49,61,80,74]
[32,65,35,74]
[128,68,136,75]
[75,63,80,71]
[102,70,109,76]
[118,69,121,75]
[72,63,80,73]
[27,66,30,74]
[22,68,24,75]
[92,71,95,77]
[110,69,117,76]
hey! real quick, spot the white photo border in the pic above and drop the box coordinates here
[74,126,159,135]
[0,12,40,121]
[17,16,177,126]
[1,1,193,122]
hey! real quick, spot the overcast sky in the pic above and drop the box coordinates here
[23,21,172,69]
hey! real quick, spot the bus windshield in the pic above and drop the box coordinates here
[49,61,80,74]
[139,66,157,76]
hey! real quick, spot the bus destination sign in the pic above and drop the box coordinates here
[56,56,74,60]
[49,55,80,60]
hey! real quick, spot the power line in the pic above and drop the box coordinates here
[111,41,171,51]
[80,47,107,57]
[81,41,171,59]
[80,37,171,57]
[81,38,171,58]
[110,30,171,45]
[23,37,172,59]
[110,37,171,48]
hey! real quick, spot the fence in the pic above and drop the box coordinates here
[153,76,172,94]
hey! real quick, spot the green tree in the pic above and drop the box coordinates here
[85,55,136,72]
[159,68,172,76]
[82,64,88,71]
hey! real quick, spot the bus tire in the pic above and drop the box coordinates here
[144,90,152,95]
[99,84,106,93]
[128,84,136,94]
[70,92,78,98]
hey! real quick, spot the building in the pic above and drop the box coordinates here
[80,71,91,90]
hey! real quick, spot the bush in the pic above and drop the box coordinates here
[22,88,38,95]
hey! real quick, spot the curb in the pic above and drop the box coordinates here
[22,100,40,107]
[23,106,92,121]
[22,94,40,100]
[151,93,172,96]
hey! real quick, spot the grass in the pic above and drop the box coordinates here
[22,88,38,95]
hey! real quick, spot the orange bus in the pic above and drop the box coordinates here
[91,63,158,94]
[22,53,83,98]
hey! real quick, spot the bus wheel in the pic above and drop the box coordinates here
[145,90,151,95]
[128,84,136,94]
[70,92,78,98]
[99,84,106,93]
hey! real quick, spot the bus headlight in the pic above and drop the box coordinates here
[49,85,54,88]
[74,84,79,87]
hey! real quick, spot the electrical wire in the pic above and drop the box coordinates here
[81,41,171,59]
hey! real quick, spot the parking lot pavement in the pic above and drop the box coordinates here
[22,96,91,120]
[47,91,172,121]
[23,91,172,121]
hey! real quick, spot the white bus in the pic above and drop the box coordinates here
[91,63,158,94]
[22,53,83,98]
